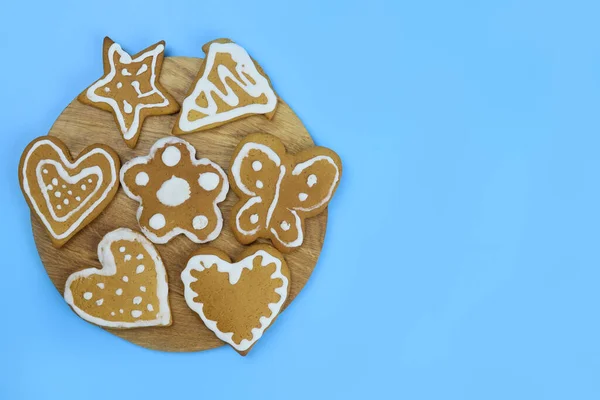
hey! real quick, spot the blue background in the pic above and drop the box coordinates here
[1,0,599,398]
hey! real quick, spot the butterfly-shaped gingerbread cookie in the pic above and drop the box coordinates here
[78,37,180,148]
[229,133,342,253]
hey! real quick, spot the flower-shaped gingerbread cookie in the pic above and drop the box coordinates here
[120,137,228,244]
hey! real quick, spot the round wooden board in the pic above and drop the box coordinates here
[32,56,327,352]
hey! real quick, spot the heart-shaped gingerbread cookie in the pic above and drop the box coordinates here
[64,228,171,328]
[19,136,120,247]
[181,244,290,355]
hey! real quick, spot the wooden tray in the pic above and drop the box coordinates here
[32,56,327,352]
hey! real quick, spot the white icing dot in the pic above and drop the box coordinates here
[136,265,145,274]
[46,184,53,190]
[298,193,308,201]
[250,214,259,224]
[252,161,262,171]
[149,213,166,230]
[97,283,104,289]
[147,304,154,312]
[76,196,81,202]
[137,64,148,75]
[63,199,69,205]
[61,184,66,189]
[136,254,144,260]
[256,180,264,189]
[81,184,86,191]
[116,288,123,296]
[119,309,124,314]
[133,296,142,305]
[52,178,58,185]
[119,246,126,253]
[161,146,181,166]
[96,298,104,306]
[140,286,146,292]
[192,215,208,230]
[88,178,92,183]
[135,172,149,186]
[83,292,93,300]
[116,82,123,89]
[111,311,115,316]
[104,87,110,93]
[307,174,318,187]
[43,169,48,174]
[157,176,191,206]
[131,310,142,318]
[122,276,129,282]
[281,221,291,231]
[54,191,61,198]
[198,172,220,191]
[67,190,72,195]
[56,205,62,210]
[124,254,132,261]
[122,69,132,76]
[123,100,133,114]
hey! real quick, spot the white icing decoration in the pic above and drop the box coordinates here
[192,215,208,230]
[133,296,142,305]
[54,191,61,198]
[52,178,58,185]
[119,137,229,244]
[149,213,166,229]
[181,249,288,352]
[119,246,125,252]
[140,286,146,292]
[122,68,132,76]
[178,42,278,132]
[111,311,115,316]
[250,214,259,224]
[76,196,81,201]
[97,283,104,289]
[104,87,110,93]
[131,310,142,318]
[43,169,48,174]
[307,174,317,187]
[136,265,145,274]
[88,178,93,183]
[122,276,129,282]
[85,42,170,140]
[124,254,132,261]
[116,82,122,89]
[147,304,154,312]
[298,193,308,201]
[136,64,148,75]
[83,292,93,300]
[62,184,66,189]
[21,139,118,241]
[252,161,262,171]
[280,221,290,231]
[63,198,69,205]
[198,172,220,191]
[123,100,133,114]
[136,254,144,260]
[96,299,104,306]
[135,171,149,186]
[161,146,181,166]
[63,228,171,328]
[156,176,191,207]
[256,180,263,189]
[67,190,72,195]
[47,184,53,190]
[81,184,86,190]
[116,288,123,296]
[57,205,62,210]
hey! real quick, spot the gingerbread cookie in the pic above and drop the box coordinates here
[64,228,171,328]
[173,39,278,135]
[78,37,180,148]
[120,137,229,244]
[19,136,120,248]
[181,244,290,355]
[229,133,342,253]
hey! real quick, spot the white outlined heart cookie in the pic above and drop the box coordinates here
[181,244,290,355]
[64,228,171,328]
[19,136,120,247]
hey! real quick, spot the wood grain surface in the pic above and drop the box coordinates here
[31,56,327,352]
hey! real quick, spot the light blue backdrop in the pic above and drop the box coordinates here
[1,1,599,399]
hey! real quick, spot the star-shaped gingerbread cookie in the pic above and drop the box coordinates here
[78,37,180,148]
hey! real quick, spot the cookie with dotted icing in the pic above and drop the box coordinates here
[181,244,290,355]
[64,228,171,328]
[172,38,278,135]
[78,37,180,148]
[229,133,342,253]
[18,136,120,248]
[120,137,229,244]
